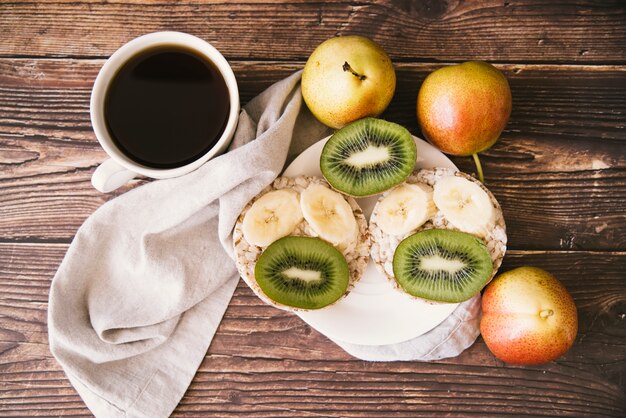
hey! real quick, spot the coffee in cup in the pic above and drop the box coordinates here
[90,32,239,192]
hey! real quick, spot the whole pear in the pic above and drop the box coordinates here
[480,267,578,365]
[302,36,396,129]
[417,61,511,181]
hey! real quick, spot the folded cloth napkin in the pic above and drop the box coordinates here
[48,71,480,418]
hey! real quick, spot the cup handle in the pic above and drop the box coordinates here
[91,158,138,193]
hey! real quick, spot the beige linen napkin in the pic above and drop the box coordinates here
[48,71,480,418]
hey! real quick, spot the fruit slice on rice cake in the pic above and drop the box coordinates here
[233,176,370,311]
[369,168,507,304]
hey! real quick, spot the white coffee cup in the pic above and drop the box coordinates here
[90,32,239,193]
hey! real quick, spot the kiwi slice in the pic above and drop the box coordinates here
[255,236,350,309]
[320,118,417,197]
[392,229,492,303]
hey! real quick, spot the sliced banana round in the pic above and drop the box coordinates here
[242,189,303,247]
[300,183,358,252]
[433,176,495,237]
[376,183,435,236]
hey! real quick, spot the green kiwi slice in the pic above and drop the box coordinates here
[392,229,493,303]
[255,236,350,309]
[320,117,417,197]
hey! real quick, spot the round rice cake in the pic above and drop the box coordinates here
[369,167,507,303]
[233,175,370,312]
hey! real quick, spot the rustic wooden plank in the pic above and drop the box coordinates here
[2,60,625,143]
[0,243,624,416]
[0,1,625,63]
[1,59,624,249]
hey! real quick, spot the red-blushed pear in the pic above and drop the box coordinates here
[302,36,396,129]
[480,267,578,365]
[417,61,512,182]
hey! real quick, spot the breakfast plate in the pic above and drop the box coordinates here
[283,135,460,346]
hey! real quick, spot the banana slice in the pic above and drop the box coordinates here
[242,189,303,247]
[433,176,495,237]
[300,183,358,251]
[376,183,435,236]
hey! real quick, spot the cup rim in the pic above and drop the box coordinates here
[90,31,240,179]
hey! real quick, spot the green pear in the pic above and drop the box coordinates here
[417,61,512,182]
[302,36,396,129]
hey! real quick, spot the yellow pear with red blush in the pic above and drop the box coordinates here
[417,61,512,182]
[480,267,578,365]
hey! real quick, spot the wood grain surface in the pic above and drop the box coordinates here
[0,0,625,416]
[1,243,625,416]
[1,60,624,249]
[1,1,625,63]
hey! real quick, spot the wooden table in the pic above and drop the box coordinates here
[1,1,625,416]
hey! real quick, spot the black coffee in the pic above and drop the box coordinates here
[104,45,230,168]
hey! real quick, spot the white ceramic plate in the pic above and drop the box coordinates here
[283,135,460,346]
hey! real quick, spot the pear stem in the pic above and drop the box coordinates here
[343,61,366,80]
[472,153,485,183]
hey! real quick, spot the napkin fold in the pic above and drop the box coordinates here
[48,71,480,418]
